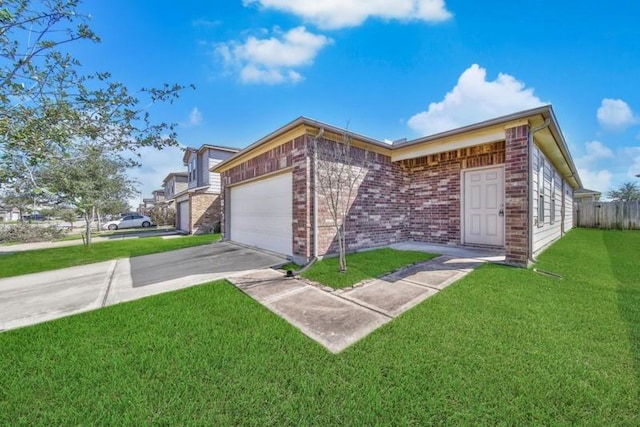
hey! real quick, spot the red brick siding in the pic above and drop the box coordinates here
[400,141,506,245]
[220,136,311,259]
[314,137,407,256]
[504,125,530,266]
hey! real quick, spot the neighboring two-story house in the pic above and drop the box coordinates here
[152,189,165,205]
[173,145,238,234]
[161,172,189,212]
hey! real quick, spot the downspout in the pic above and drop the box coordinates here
[528,118,551,264]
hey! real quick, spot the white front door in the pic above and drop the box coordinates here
[463,167,504,246]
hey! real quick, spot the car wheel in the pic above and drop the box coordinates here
[141,221,151,228]
[108,224,118,231]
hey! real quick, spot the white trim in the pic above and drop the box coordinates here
[460,164,506,247]
[225,167,294,188]
[392,130,504,162]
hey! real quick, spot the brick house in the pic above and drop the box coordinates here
[174,145,238,234]
[212,105,582,266]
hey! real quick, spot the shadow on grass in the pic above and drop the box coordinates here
[602,230,640,388]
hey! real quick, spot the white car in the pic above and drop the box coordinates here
[102,214,153,231]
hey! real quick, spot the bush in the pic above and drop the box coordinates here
[149,206,175,226]
[0,223,69,244]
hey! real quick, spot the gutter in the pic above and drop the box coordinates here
[528,118,551,264]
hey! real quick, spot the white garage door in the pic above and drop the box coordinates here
[178,201,189,233]
[230,172,292,256]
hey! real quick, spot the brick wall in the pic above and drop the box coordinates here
[314,138,407,256]
[190,193,221,234]
[504,125,530,266]
[221,131,531,265]
[400,141,506,245]
[220,136,311,260]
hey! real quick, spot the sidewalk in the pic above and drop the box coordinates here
[228,247,497,353]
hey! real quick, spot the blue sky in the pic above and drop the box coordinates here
[75,0,640,202]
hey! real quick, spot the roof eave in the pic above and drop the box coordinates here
[213,116,391,173]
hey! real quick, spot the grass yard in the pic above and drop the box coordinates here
[302,248,438,288]
[0,229,638,424]
[0,233,219,278]
[58,226,175,241]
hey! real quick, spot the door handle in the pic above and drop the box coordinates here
[498,208,504,217]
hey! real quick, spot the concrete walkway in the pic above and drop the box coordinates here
[228,245,500,353]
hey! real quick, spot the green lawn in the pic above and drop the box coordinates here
[0,229,638,424]
[0,234,219,278]
[302,248,438,288]
[57,226,177,241]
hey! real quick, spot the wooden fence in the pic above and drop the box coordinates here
[574,201,640,229]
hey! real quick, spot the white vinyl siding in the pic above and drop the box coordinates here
[199,153,209,187]
[563,184,574,233]
[207,148,235,193]
[532,146,567,256]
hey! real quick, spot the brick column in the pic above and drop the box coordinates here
[504,124,530,266]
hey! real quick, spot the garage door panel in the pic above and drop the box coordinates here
[178,201,189,232]
[230,173,292,256]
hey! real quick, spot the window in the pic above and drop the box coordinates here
[538,157,545,225]
[190,158,197,182]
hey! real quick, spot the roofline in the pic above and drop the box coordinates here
[542,106,583,189]
[161,171,188,184]
[575,188,601,195]
[211,107,582,188]
[182,144,240,164]
[395,105,553,148]
[213,116,392,172]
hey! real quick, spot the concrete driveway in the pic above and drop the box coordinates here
[0,242,287,332]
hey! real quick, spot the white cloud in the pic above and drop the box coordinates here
[574,141,615,192]
[577,168,613,194]
[216,26,331,84]
[578,140,614,165]
[187,107,202,126]
[243,0,452,29]
[624,147,640,179]
[407,64,545,136]
[597,98,636,130]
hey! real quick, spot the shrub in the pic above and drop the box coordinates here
[149,206,175,226]
[0,223,69,244]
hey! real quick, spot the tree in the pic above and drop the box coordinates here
[0,155,50,221]
[44,143,136,246]
[1,0,192,186]
[314,128,370,272]
[606,182,640,202]
[59,208,78,229]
